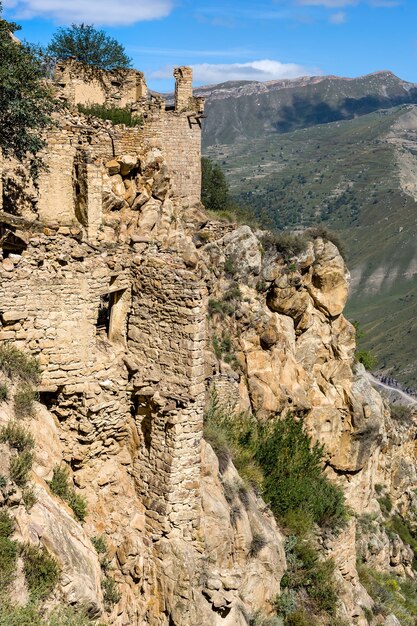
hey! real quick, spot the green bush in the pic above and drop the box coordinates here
[48,606,103,626]
[355,349,377,371]
[282,536,338,617]
[358,564,417,626]
[67,491,88,523]
[274,590,297,616]
[0,602,44,626]
[102,576,121,608]
[260,232,308,260]
[0,421,35,452]
[208,299,234,318]
[0,382,8,401]
[48,466,88,522]
[0,510,14,538]
[0,344,41,384]
[92,535,107,554]
[10,450,34,487]
[256,414,348,530]
[77,103,142,127]
[23,486,37,510]
[21,543,59,599]
[284,610,316,626]
[0,536,18,588]
[14,383,38,418]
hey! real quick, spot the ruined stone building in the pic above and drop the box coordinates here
[0,61,416,626]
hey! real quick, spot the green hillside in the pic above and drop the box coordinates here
[204,105,417,388]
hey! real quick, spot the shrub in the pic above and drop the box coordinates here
[92,535,108,554]
[49,465,71,499]
[0,602,44,626]
[0,382,8,401]
[77,103,142,127]
[21,543,59,599]
[23,486,37,510]
[390,404,413,423]
[355,349,377,371]
[49,465,88,523]
[275,590,297,616]
[67,491,88,523]
[208,299,234,318]
[249,533,267,558]
[0,510,14,538]
[14,383,38,418]
[0,536,18,588]
[256,414,348,531]
[102,576,121,608]
[10,450,34,487]
[48,606,103,626]
[0,344,41,384]
[260,232,308,260]
[0,474,7,488]
[284,610,316,626]
[0,421,35,452]
[282,536,338,617]
[306,226,346,259]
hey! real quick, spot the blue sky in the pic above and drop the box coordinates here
[2,0,416,91]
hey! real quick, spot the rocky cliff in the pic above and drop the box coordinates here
[1,67,417,626]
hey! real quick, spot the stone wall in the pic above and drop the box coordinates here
[129,251,207,541]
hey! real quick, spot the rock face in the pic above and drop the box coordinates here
[1,62,417,626]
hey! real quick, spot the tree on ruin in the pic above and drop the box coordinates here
[47,24,132,71]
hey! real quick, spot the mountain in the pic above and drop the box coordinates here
[200,71,417,146]
[201,72,417,388]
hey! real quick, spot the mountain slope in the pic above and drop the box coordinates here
[200,71,417,146]
[203,96,417,388]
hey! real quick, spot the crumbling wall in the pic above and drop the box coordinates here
[0,233,130,389]
[128,251,207,541]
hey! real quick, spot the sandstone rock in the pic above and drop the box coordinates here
[105,159,120,175]
[117,154,137,176]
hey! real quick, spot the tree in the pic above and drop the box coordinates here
[0,4,53,164]
[201,157,232,212]
[47,24,132,71]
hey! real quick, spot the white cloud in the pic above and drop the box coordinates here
[329,10,347,22]
[2,0,174,25]
[152,59,323,84]
[296,0,357,6]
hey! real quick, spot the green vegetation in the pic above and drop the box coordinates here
[10,450,34,487]
[48,23,131,71]
[14,383,38,418]
[0,421,35,452]
[260,231,308,261]
[204,396,348,533]
[92,535,107,554]
[21,543,59,600]
[0,3,54,164]
[48,466,88,523]
[77,103,143,127]
[0,510,14,538]
[202,157,234,213]
[279,536,338,623]
[0,383,8,401]
[102,575,121,608]
[0,536,18,589]
[0,344,41,385]
[358,564,417,625]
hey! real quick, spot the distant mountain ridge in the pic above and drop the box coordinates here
[200,70,417,146]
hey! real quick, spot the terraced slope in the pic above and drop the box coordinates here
[204,103,417,387]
